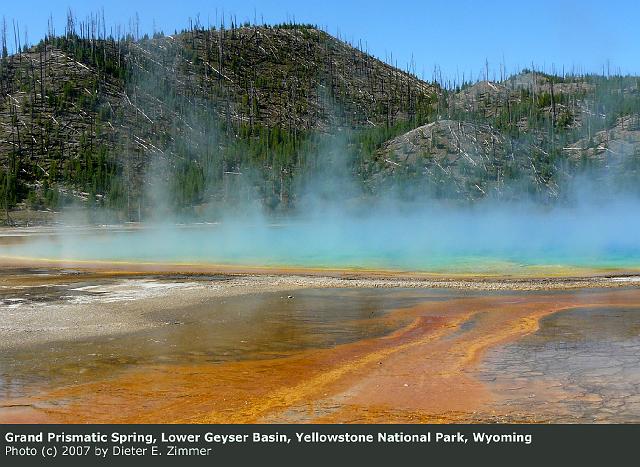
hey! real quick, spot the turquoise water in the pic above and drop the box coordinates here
[3,215,640,274]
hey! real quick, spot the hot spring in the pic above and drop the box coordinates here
[2,202,640,274]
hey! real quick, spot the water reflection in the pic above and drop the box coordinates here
[0,288,458,399]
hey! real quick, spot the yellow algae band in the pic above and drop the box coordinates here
[2,254,639,281]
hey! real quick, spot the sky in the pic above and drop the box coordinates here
[2,0,639,84]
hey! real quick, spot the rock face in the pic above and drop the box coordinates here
[368,70,640,202]
[561,114,640,194]
[372,114,640,201]
[563,114,640,163]
[370,120,544,200]
[450,81,512,117]
[450,72,597,131]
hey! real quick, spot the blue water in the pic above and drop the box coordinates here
[3,217,640,274]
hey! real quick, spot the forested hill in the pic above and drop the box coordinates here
[0,21,439,222]
[0,18,639,224]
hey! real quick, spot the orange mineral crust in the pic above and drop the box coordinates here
[3,289,638,424]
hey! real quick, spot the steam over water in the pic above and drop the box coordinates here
[3,201,640,273]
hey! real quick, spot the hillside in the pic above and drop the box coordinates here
[0,19,639,224]
[0,23,440,222]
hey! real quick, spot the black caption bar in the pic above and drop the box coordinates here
[0,424,636,466]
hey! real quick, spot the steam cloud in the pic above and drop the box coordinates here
[2,34,639,275]
[4,118,640,275]
[3,182,640,274]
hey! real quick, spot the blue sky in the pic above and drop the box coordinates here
[2,0,638,83]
